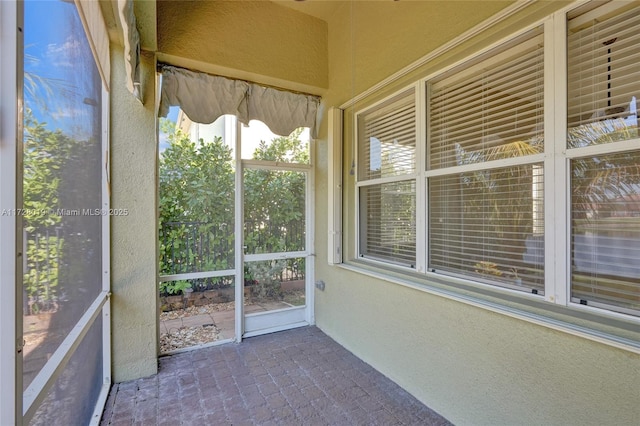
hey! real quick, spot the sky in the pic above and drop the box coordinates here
[24,0,100,141]
[159,107,311,160]
[158,106,179,152]
[25,1,309,159]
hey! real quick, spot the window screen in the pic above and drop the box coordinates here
[359,180,416,266]
[429,164,545,292]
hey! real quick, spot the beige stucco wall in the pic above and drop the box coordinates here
[314,1,640,425]
[314,268,640,425]
[110,45,158,382]
[324,0,513,103]
[157,0,328,91]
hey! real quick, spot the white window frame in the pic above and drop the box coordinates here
[424,25,546,295]
[0,1,112,424]
[559,2,640,317]
[0,0,21,423]
[355,85,422,269]
[350,0,640,332]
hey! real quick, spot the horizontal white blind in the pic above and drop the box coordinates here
[360,180,416,266]
[567,3,640,148]
[358,91,416,181]
[429,164,544,293]
[429,28,544,170]
[570,150,640,314]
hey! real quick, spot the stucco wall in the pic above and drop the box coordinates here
[314,1,640,425]
[110,45,158,382]
[315,267,640,425]
[157,0,328,90]
[324,0,519,105]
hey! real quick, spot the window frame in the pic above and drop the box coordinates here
[351,1,640,328]
[7,1,113,424]
[424,25,546,295]
[355,85,422,269]
[0,0,21,422]
[563,1,640,316]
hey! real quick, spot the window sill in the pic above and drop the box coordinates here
[335,260,640,354]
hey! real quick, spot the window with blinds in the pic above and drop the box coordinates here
[351,1,640,318]
[426,27,544,293]
[357,90,416,266]
[429,28,544,170]
[430,164,544,292]
[568,2,640,314]
[358,91,416,180]
[359,181,416,266]
[571,152,640,313]
[567,2,640,148]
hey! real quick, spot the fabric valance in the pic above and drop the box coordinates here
[159,65,321,138]
[118,0,141,101]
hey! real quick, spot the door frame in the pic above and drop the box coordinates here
[236,120,315,339]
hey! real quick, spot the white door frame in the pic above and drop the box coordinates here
[3,2,112,423]
[236,120,315,338]
[0,1,21,423]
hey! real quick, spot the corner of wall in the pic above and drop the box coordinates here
[109,44,158,382]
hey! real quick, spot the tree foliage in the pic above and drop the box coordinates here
[23,111,102,313]
[158,120,235,275]
[158,121,308,297]
[244,129,307,254]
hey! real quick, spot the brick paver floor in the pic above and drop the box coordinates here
[100,326,451,425]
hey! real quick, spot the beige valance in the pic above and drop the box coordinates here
[159,65,320,138]
[118,0,141,102]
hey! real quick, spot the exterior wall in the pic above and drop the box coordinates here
[314,267,640,425]
[110,45,158,382]
[314,1,640,425]
[324,0,514,102]
[157,0,328,90]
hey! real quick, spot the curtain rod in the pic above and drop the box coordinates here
[156,62,321,100]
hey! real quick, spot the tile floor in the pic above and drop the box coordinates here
[100,326,451,425]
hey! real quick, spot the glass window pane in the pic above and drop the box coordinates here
[359,180,416,266]
[567,3,640,149]
[571,151,640,313]
[23,0,103,391]
[158,114,235,275]
[244,170,306,254]
[429,164,545,293]
[358,91,416,180]
[429,28,544,169]
[241,120,310,164]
